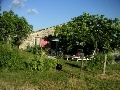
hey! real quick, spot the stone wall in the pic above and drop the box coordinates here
[19,26,55,50]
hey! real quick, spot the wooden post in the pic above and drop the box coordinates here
[81,53,84,73]
[66,55,68,60]
[103,54,107,75]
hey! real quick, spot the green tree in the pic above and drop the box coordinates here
[0,10,33,47]
[55,12,120,54]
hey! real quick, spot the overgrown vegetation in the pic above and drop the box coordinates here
[0,11,120,89]
[30,55,57,71]
[0,43,57,71]
[0,44,119,89]
[26,45,41,55]
[0,58,120,90]
[86,52,115,74]
[55,12,120,54]
[0,43,26,70]
[0,10,33,47]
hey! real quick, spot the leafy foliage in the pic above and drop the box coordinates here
[0,43,56,71]
[55,12,120,53]
[26,45,41,55]
[30,55,57,71]
[0,43,26,70]
[0,10,33,47]
[86,53,114,73]
[87,53,105,72]
[0,59,120,89]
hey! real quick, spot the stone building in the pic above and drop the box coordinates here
[19,26,55,50]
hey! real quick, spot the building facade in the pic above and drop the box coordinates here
[19,26,55,50]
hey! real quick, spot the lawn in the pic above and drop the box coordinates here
[0,56,120,90]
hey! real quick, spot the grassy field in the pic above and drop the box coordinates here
[0,55,120,90]
[0,46,120,90]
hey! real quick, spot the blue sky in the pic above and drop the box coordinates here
[1,0,120,31]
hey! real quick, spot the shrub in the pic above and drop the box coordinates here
[25,45,41,55]
[30,55,57,71]
[87,53,104,71]
[107,53,114,64]
[0,43,13,68]
[0,43,27,70]
[86,53,114,73]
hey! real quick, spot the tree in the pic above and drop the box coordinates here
[55,12,120,54]
[0,10,33,47]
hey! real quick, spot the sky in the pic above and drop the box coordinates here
[1,0,120,31]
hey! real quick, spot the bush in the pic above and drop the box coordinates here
[25,45,41,55]
[107,53,114,64]
[86,53,114,73]
[87,53,104,71]
[0,43,56,71]
[30,55,57,71]
[0,43,13,68]
[0,43,27,70]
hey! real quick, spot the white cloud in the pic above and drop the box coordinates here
[10,0,27,9]
[26,9,39,14]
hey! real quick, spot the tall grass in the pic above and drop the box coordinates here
[0,59,120,90]
[0,43,57,72]
[0,44,120,89]
[0,43,34,71]
[86,52,115,74]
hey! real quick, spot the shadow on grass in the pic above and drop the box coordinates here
[65,62,81,68]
